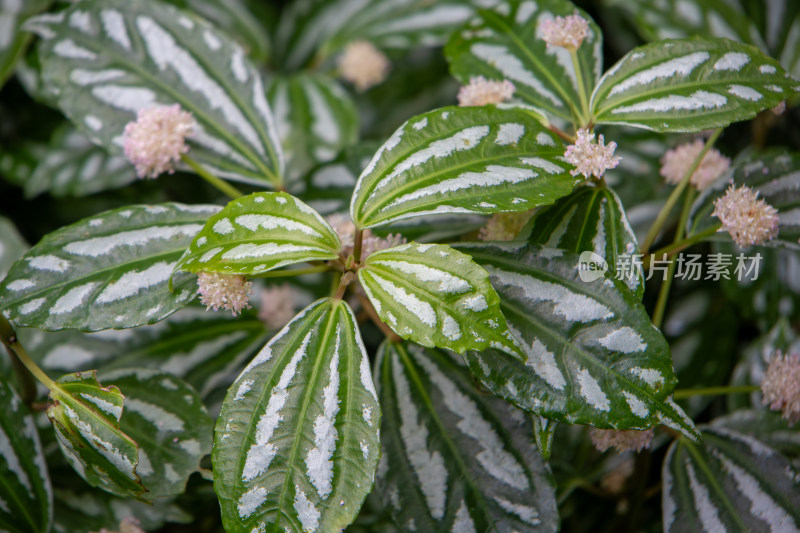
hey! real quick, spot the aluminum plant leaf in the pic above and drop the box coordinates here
[662,426,800,532]
[524,184,644,299]
[25,0,285,186]
[445,0,603,125]
[0,374,52,533]
[375,341,558,533]
[23,125,137,198]
[177,192,341,276]
[712,409,800,462]
[0,0,50,87]
[591,37,799,132]
[47,371,144,498]
[299,145,373,217]
[688,151,800,249]
[213,298,381,533]
[456,242,699,439]
[0,203,218,331]
[350,105,575,229]
[177,0,270,62]
[267,73,358,183]
[359,242,522,356]
[0,216,26,281]
[101,369,213,499]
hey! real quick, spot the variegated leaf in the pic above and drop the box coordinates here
[663,426,800,532]
[101,369,213,499]
[25,0,285,186]
[712,409,800,462]
[359,242,521,356]
[177,0,270,62]
[268,73,358,183]
[0,0,50,86]
[213,298,380,533]
[445,0,603,124]
[0,203,218,331]
[375,341,558,532]
[299,145,371,216]
[177,192,341,276]
[350,105,575,229]
[48,371,144,498]
[23,125,137,198]
[456,242,699,438]
[524,184,644,299]
[0,374,52,533]
[591,38,799,132]
[0,216,26,281]
[689,151,800,248]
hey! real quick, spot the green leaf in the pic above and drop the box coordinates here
[350,105,575,229]
[299,145,372,216]
[25,0,285,186]
[177,192,340,276]
[712,409,800,462]
[0,203,218,331]
[175,0,270,62]
[0,216,27,281]
[456,241,699,439]
[532,416,557,462]
[375,341,558,532]
[689,151,800,248]
[268,73,358,183]
[0,374,52,533]
[445,0,603,124]
[591,38,799,132]
[663,426,800,532]
[359,242,521,355]
[524,184,644,299]
[213,298,380,533]
[101,368,213,499]
[48,370,144,498]
[23,125,137,198]
[0,0,50,87]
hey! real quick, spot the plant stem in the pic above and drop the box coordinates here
[643,223,722,269]
[253,265,331,279]
[353,228,364,264]
[672,385,760,399]
[641,129,723,254]
[548,123,576,143]
[570,49,590,126]
[181,154,244,199]
[0,315,56,391]
[5,345,36,406]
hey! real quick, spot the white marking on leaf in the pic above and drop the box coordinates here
[238,486,268,519]
[452,500,477,533]
[65,224,202,257]
[576,367,610,411]
[622,391,649,418]
[0,425,33,497]
[18,298,46,315]
[629,367,664,387]
[95,261,174,304]
[460,294,488,312]
[392,354,447,519]
[52,283,98,314]
[79,393,122,419]
[374,260,470,294]
[305,81,339,146]
[230,48,248,83]
[598,327,646,353]
[610,91,727,114]
[100,10,130,50]
[413,349,528,490]
[125,398,184,431]
[220,243,323,261]
[442,314,461,340]
[305,326,341,499]
[713,52,750,71]
[6,279,34,291]
[728,84,762,101]
[495,123,525,145]
[213,218,234,235]
[28,255,70,272]
[471,43,562,107]
[294,487,320,532]
[235,214,322,237]
[91,85,157,111]
[536,132,555,146]
[609,52,710,96]
[520,333,566,391]
[760,64,777,74]
[686,460,724,532]
[370,274,436,328]
[53,39,97,59]
[520,157,563,174]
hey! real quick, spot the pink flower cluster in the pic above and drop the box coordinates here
[660,139,730,191]
[564,129,621,179]
[326,213,406,261]
[761,351,800,425]
[458,76,516,107]
[478,211,534,241]
[540,13,589,50]
[712,184,779,248]
[590,428,655,453]
[197,271,253,316]
[337,41,390,92]
[123,104,196,179]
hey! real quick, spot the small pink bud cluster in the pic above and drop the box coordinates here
[197,271,253,316]
[337,41,390,92]
[564,129,621,179]
[712,184,779,248]
[326,213,406,261]
[93,517,145,533]
[590,428,655,453]
[259,284,298,331]
[123,104,196,179]
[540,13,589,50]
[761,351,800,425]
[478,211,534,241]
[457,76,516,106]
[660,139,730,191]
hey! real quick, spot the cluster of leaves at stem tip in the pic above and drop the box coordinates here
[0,0,799,532]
